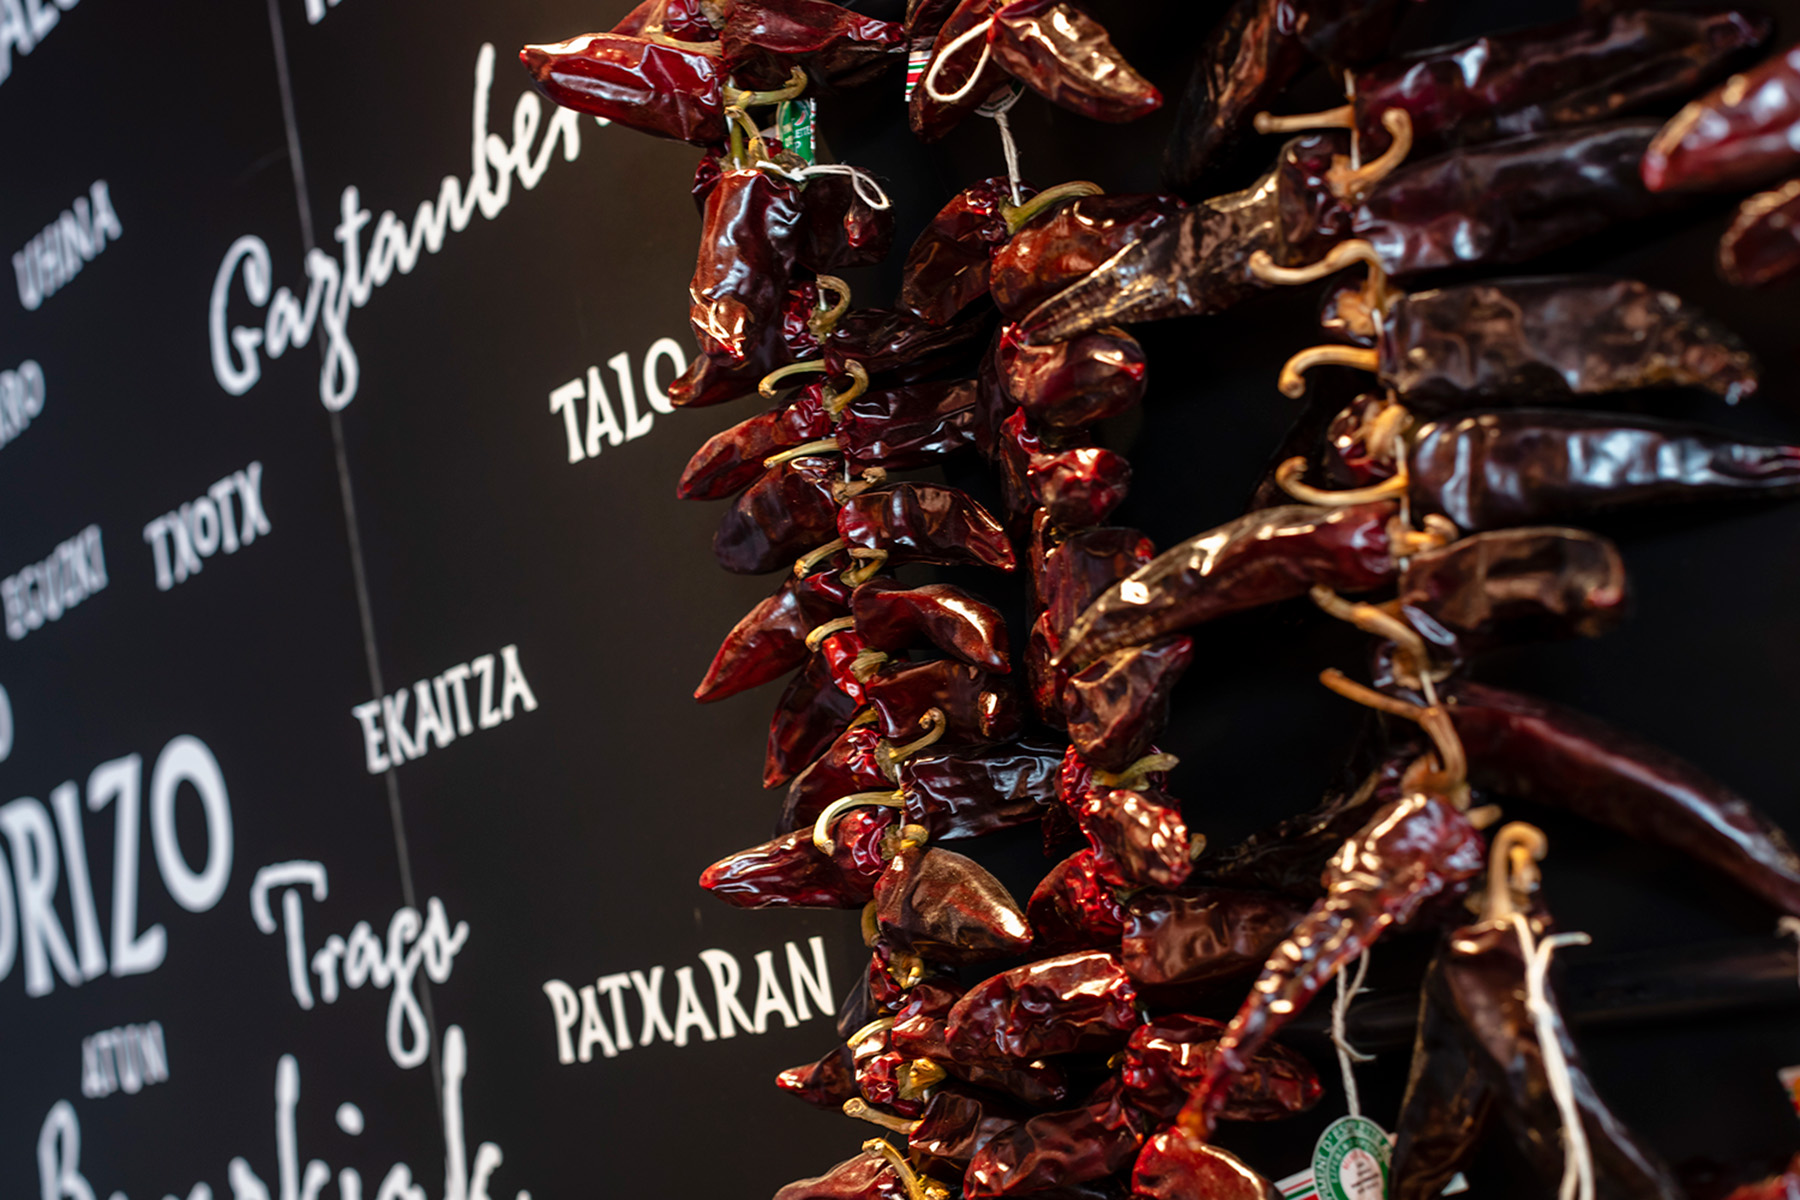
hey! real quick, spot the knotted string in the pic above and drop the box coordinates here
[1512,913,1595,1200]
[922,18,996,104]
[1330,948,1375,1117]
[755,161,892,210]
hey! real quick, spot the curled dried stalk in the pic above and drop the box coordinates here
[1483,822,1548,924]
[761,360,828,398]
[1094,752,1180,792]
[1254,104,1353,134]
[843,1098,923,1135]
[1328,108,1412,201]
[723,67,808,110]
[1310,585,1438,687]
[1317,669,1468,805]
[874,709,948,779]
[804,616,858,651]
[822,360,871,416]
[765,437,842,469]
[842,546,889,586]
[814,790,908,855]
[1275,455,1408,506]
[794,538,848,578]
[811,275,853,338]
[1277,344,1380,398]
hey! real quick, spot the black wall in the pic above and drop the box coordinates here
[2,0,1799,1197]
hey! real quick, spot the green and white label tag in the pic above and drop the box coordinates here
[1274,1116,1393,1200]
[776,98,816,164]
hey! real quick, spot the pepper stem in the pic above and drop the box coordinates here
[842,547,889,586]
[1253,104,1354,134]
[794,538,849,578]
[1002,181,1104,236]
[843,1098,923,1135]
[1094,752,1180,792]
[723,67,808,111]
[764,437,842,469]
[760,360,828,399]
[1275,456,1408,507]
[1310,585,1434,687]
[862,1138,949,1200]
[1316,669,1468,802]
[897,1057,945,1100]
[1329,108,1413,201]
[875,708,948,778]
[1277,344,1381,398]
[822,360,872,416]
[813,790,908,855]
[1483,822,1548,924]
[1248,240,1388,295]
[724,106,768,169]
[804,616,858,652]
[811,275,853,339]
[847,1016,897,1047]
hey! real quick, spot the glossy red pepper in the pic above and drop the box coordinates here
[1118,889,1306,991]
[987,0,1161,124]
[1178,791,1486,1137]
[1721,1156,1800,1200]
[1077,786,1194,891]
[1133,1133,1276,1200]
[875,834,1034,963]
[780,723,892,832]
[693,168,806,376]
[668,281,821,409]
[991,196,1185,320]
[836,381,980,470]
[713,456,841,575]
[676,384,833,501]
[1028,850,1128,953]
[864,658,1022,748]
[774,1150,910,1200]
[817,629,876,705]
[839,483,1017,571]
[699,806,895,908]
[1720,177,1800,287]
[798,172,898,273]
[1062,637,1193,772]
[765,650,861,787]
[899,742,1062,838]
[964,1077,1147,1197]
[825,306,995,382]
[693,566,851,703]
[1057,502,1398,671]
[1448,680,1800,916]
[1031,447,1132,529]
[1390,956,1490,1200]
[853,579,1010,671]
[901,178,1028,326]
[519,33,726,145]
[612,0,715,42]
[1121,1014,1321,1123]
[1644,43,1800,192]
[776,1044,858,1107]
[721,0,907,89]
[1042,526,1157,642]
[890,1011,1074,1107]
[946,950,1141,1060]
[911,0,1012,141]
[998,326,1147,429]
[909,1092,1025,1180]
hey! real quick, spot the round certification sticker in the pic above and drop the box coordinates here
[1311,1116,1391,1200]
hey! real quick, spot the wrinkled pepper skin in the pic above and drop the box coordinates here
[1058,502,1398,670]
[900,742,1064,838]
[826,307,995,382]
[700,807,895,908]
[1121,1014,1321,1122]
[798,172,897,273]
[1029,850,1129,953]
[694,568,852,703]
[912,0,1011,141]
[1119,889,1305,990]
[1133,1132,1277,1200]
[713,457,841,575]
[946,950,1142,1061]
[777,1044,859,1108]
[1078,787,1194,890]
[765,650,861,787]
[667,281,821,409]
[780,724,891,833]
[1180,792,1486,1136]
[864,658,1023,748]
[987,0,1162,124]
[1032,448,1133,529]
[775,1151,909,1200]
[721,0,907,90]
[876,839,1035,963]
[1063,636,1194,772]
[902,178,1027,326]
[1043,527,1158,641]
[1342,8,1770,159]
[854,579,1010,671]
[992,197,1185,319]
[1644,43,1800,192]
[1390,958,1493,1200]
[891,1011,1074,1108]
[1721,177,1800,287]
[1406,411,1800,531]
[1437,917,1684,1200]
[689,169,805,368]
[840,483,1018,571]
[1448,680,1800,916]
[910,1092,1024,1180]
[520,34,726,144]
[1371,277,1759,403]
[677,386,833,501]
[1396,527,1627,656]
[999,327,1148,429]
[964,1079,1146,1197]
[837,382,980,470]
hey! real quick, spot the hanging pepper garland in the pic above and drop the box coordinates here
[522,3,1800,1197]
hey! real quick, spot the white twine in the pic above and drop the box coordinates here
[1512,913,1595,1200]
[754,161,891,210]
[922,18,996,104]
[981,87,1025,205]
[1330,948,1376,1117]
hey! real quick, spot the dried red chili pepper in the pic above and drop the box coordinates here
[911,0,1012,141]
[689,167,806,368]
[838,483,1017,571]
[721,0,906,90]
[1177,790,1486,1137]
[836,381,980,470]
[1404,411,1800,532]
[817,628,877,705]
[612,0,715,42]
[765,650,861,787]
[1721,177,1800,287]
[890,1011,1074,1107]
[668,281,821,409]
[825,306,995,381]
[998,326,1147,429]
[1057,502,1398,671]
[986,0,1161,124]
[908,1092,1025,1180]
[964,1077,1147,1197]
[875,831,1034,963]
[1645,43,1800,192]
[774,1149,912,1200]
[1317,7,1770,160]
[798,173,897,273]
[1448,680,1800,916]
[1062,637,1193,772]
[1118,889,1306,991]
[1042,526,1157,642]
[899,742,1062,838]
[693,567,851,703]
[1721,1156,1800,1200]
[700,806,896,908]
[901,178,1028,326]
[713,456,841,575]
[1390,958,1491,1200]
[1028,850,1128,953]
[1077,786,1194,890]
[1030,448,1132,529]
[777,1043,858,1108]
[991,196,1184,319]
[946,950,1141,1060]
[520,33,727,145]
[853,579,1010,671]
[1121,1014,1321,1123]
[781,723,891,832]
[1132,1132,1276,1200]
[677,384,833,501]
[863,659,1022,748]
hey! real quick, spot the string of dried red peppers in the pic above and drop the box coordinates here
[522,4,1800,1198]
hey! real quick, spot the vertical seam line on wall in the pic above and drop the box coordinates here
[260,0,443,1101]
